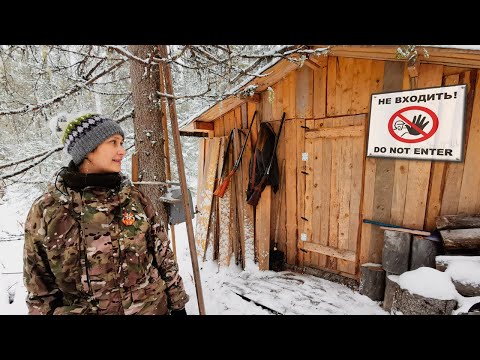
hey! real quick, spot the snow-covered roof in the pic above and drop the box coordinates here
[425,45,480,51]
[181,45,480,131]
[180,47,330,130]
[179,56,285,130]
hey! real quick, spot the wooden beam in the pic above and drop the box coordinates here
[304,58,323,70]
[232,128,246,269]
[194,121,214,131]
[316,45,480,69]
[244,93,261,103]
[131,152,139,184]
[180,131,208,137]
[257,186,272,270]
[403,63,443,229]
[299,242,356,262]
[159,45,206,315]
[159,60,177,261]
[379,227,430,236]
[285,120,298,265]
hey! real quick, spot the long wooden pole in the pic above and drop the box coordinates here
[158,51,177,262]
[159,45,206,315]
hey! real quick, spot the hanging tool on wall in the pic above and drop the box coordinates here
[213,111,257,198]
[203,130,234,261]
[247,112,286,207]
[363,219,436,239]
[270,159,286,271]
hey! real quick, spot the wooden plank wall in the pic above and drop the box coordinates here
[266,56,480,273]
[359,62,445,265]
[259,57,384,271]
[198,53,480,276]
[359,63,480,266]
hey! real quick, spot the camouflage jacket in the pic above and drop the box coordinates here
[23,174,189,315]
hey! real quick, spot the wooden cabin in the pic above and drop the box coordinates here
[180,45,480,281]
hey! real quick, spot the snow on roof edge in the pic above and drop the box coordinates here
[423,45,480,51]
[180,47,329,129]
[179,56,284,130]
[180,45,480,129]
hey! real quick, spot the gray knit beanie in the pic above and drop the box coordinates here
[62,113,125,165]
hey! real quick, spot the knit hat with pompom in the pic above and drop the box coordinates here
[61,113,124,165]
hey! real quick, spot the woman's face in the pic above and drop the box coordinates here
[83,134,126,174]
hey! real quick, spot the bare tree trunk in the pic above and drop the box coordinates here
[128,45,168,228]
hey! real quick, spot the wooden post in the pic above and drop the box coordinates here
[233,129,246,269]
[159,45,206,315]
[131,152,139,184]
[158,49,177,261]
[256,185,272,270]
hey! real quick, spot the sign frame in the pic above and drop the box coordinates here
[366,84,467,162]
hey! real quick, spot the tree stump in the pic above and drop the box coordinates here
[410,236,439,270]
[359,263,386,301]
[391,287,457,315]
[383,273,400,313]
[382,230,412,275]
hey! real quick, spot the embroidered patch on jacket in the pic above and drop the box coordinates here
[122,211,135,226]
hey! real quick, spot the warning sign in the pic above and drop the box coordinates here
[367,84,467,161]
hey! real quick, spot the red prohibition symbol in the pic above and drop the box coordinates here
[388,106,439,143]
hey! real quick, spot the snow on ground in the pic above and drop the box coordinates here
[175,223,387,315]
[3,180,479,315]
[0,183,36,315]
[1,182,386,315]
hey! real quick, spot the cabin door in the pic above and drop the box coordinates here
[298,114,366,277]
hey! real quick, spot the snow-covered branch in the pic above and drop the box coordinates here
[0,149,52,170]
[230,58,264,83]
[171,45,190,61]
[0,146,63,180]
[115,109,135,124]
[0,59,126,116]
[106,45,171,67]
[50,45,122,61]
[156,85,211,100]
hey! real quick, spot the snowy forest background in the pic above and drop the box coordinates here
[0,46,299,191]
[0,45,325,314]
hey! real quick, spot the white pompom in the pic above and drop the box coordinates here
[49,113,69,140]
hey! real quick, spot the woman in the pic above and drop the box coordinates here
[23,113,189,315]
